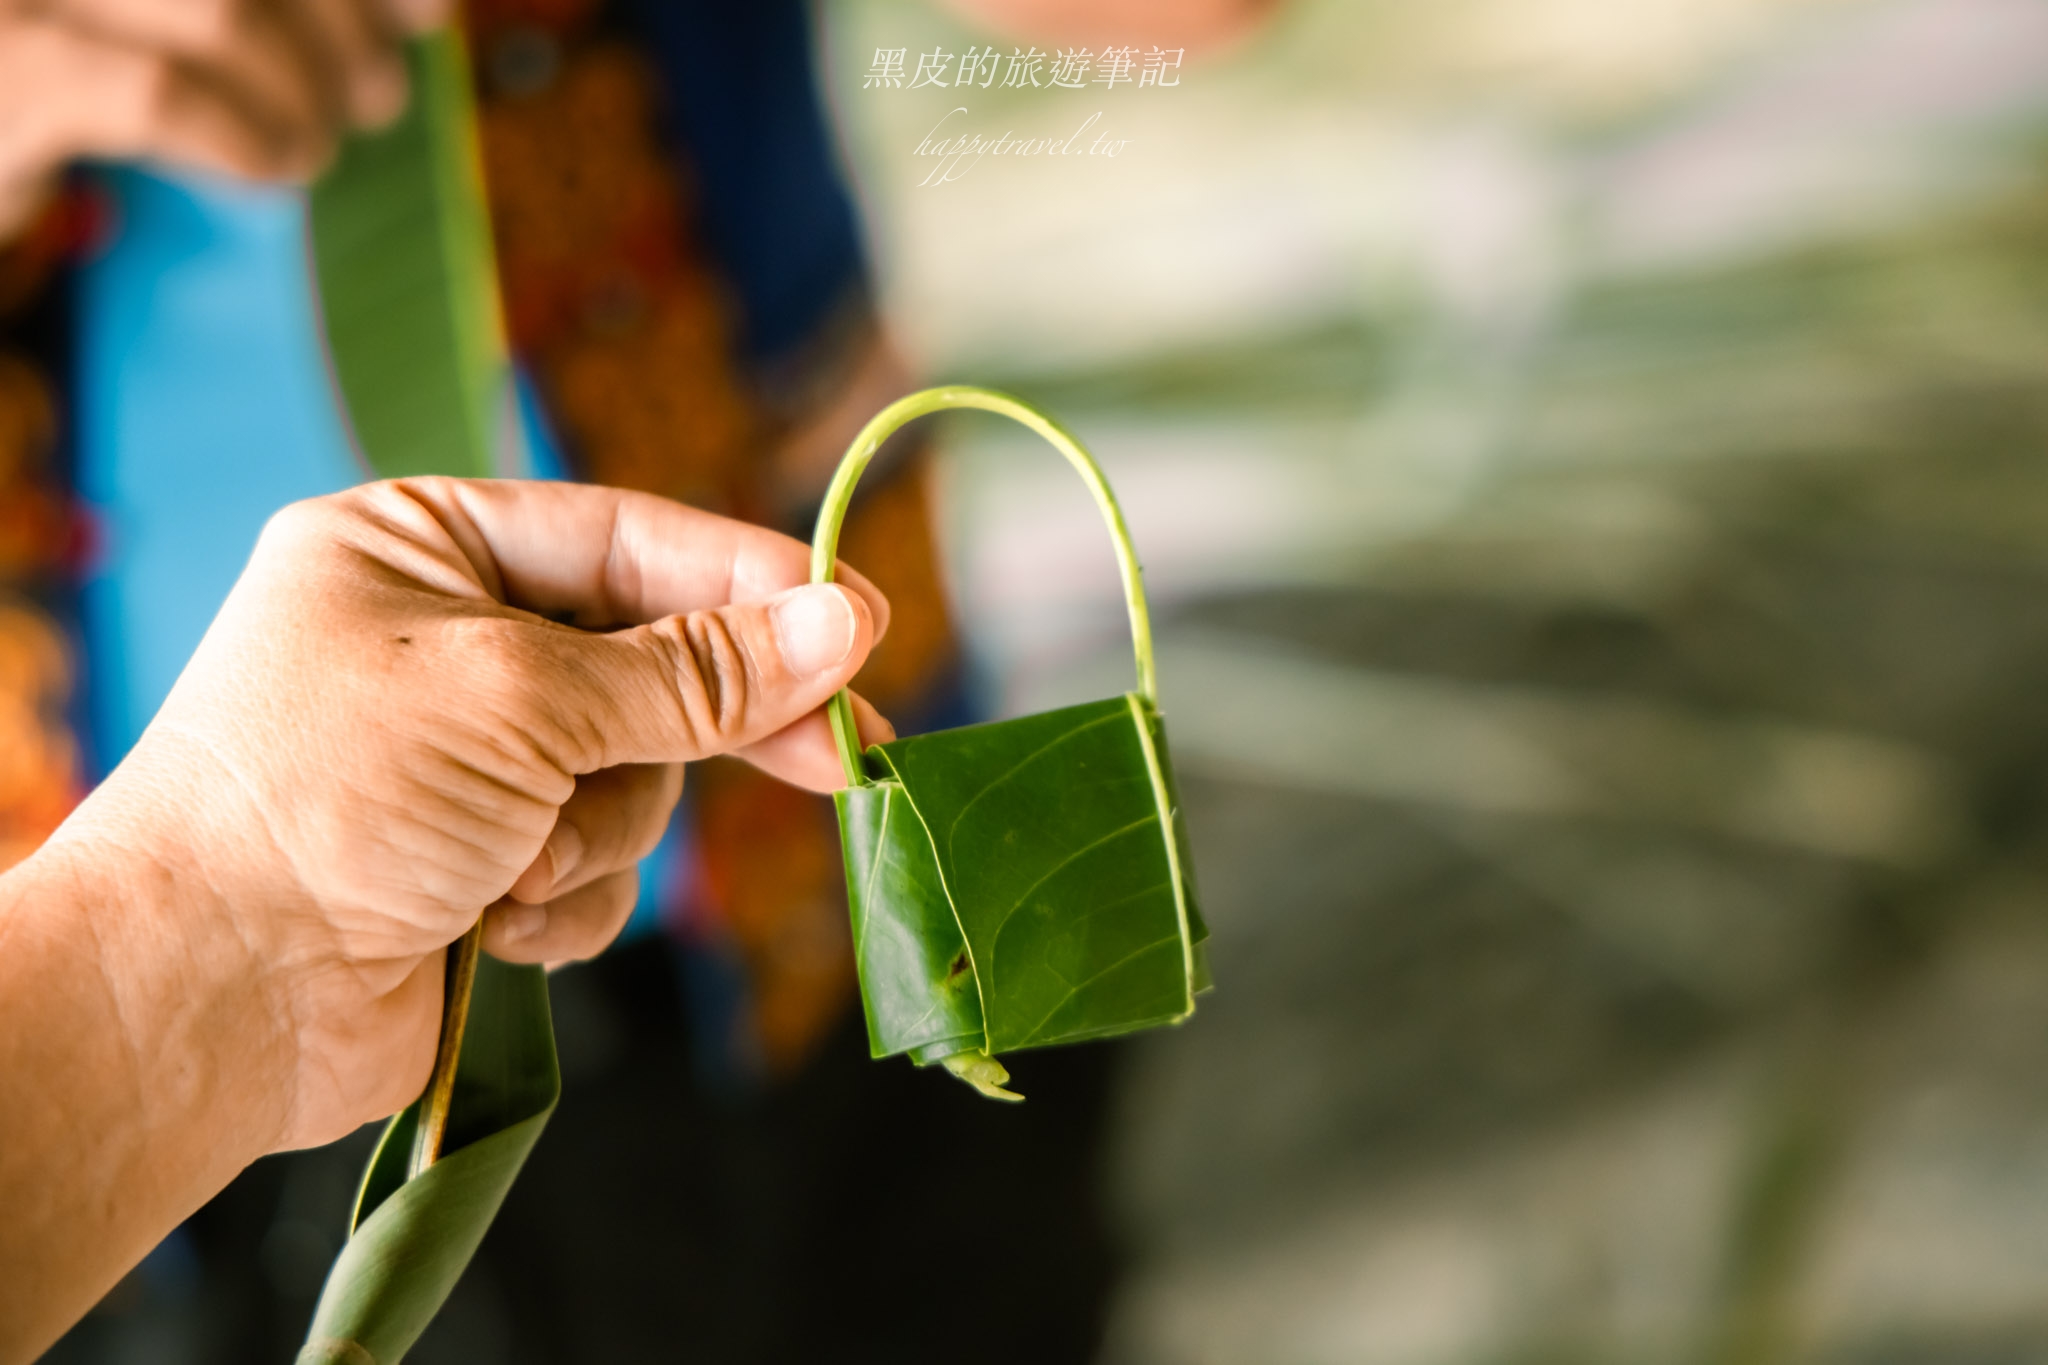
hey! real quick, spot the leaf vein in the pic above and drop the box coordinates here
[1014,932,1182,1045]
[940,712,1126,852]
[984,815,1155,945]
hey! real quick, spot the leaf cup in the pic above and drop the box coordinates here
[814,387,1212,1100]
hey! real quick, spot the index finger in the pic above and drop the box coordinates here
[390,478,892,641]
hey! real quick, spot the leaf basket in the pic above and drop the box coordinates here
[815,387,1212,1100]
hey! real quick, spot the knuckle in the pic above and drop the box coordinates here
[258,493,334,543]
[450,617,599,772]
[639,620,703,746]
[664,610,752,743]
[351,478,454,539]
[251,493,351,563]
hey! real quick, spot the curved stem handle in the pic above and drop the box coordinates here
[811,385,1157,787]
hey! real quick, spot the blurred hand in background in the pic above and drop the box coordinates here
[0,0,451,237]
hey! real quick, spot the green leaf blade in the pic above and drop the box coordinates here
[299,956,558,1365]
[308,30,503,481]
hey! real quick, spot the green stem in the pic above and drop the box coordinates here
[408,915,482,1178]
[810,386,1157,787]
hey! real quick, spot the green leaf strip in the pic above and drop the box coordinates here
[836,775,986,1059]
[809,385,1156,786]
[308,29,506,480]
[872,768,983,1039]
[298,956,559,1365]
[1127,692,1196,1007]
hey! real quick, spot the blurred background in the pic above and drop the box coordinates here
[45,0,2048,1360]
[836,0,2048,1361]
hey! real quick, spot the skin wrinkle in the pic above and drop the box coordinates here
[422,739,566,818]
[309,788,504,941]
[515,622,619,776]
[389,800,522,884]
[313,487,481,612]
[685,612,745,738]
[365,786,520,897]
[179,832,301,1144]
[64,855,155,1185]
[142,711,304,923]
[406,784,558,874]
[640,618,713,756]
[430,683,579,807]
[419,479,509,602]
[447,623,611,787]
[598,494,638,628]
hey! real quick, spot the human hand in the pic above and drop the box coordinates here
[46,478,892,1156]
[0,0,447,235]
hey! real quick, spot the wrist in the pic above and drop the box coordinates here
[30,787,301,1162]
[0,797,301,1357]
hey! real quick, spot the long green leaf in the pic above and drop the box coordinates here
[308,29,504,479]
[298,957,558,1365]
[299,27,550,1363]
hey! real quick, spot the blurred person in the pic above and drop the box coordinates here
[0,0,1274,1357]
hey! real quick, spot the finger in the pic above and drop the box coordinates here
[54,0,341,172]
[0,22,312,181]
[378,478,891,647]
[483,868,639,965]
[499,579,875,773]
[507,762,681,905]
[299,0,409,126]
[733,690,896,793]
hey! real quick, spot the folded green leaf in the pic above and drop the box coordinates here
[298,956,559,1365]
[813,387,1213,1098]
[839,693,1211,1094]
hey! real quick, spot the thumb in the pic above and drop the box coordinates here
[551,582,875,771]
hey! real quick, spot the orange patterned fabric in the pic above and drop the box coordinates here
[0,197,88,873]
[474,30,757,511]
